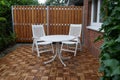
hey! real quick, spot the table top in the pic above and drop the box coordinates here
[40,35,75,42]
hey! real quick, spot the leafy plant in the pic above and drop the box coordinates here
[0,0,38,52]
[99,0,120,80]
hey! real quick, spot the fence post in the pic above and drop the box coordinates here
[11,6,14,32]
[46,6,49,35]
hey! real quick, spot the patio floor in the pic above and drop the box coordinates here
[0,44,102,80]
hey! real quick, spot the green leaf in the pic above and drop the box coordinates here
[102,17,111,27]
[0,17,7,22]
[0,0,5,5]
[94,35,103,43]
[111,66,120,76]
[105,68,111,77]
[112,75,120,80]
[107,25,120,32]
[103,53,110,59]
[116,35,120,42]
[100,42,107,50]
[100,77,104,80]
[111,7,120,16]
[99,65,105,72]
[100,40,115,50]
[103,59,119,68]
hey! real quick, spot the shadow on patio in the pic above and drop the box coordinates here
[0,44,102,80]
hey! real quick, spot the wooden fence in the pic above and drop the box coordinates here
[12,6,82,42]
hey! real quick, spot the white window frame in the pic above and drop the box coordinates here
[87,0,103,31]
[91,0,102,26]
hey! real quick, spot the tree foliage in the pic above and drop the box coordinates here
[0,0,39,32]
[45,0,83,6]
[67,0,83,6]
[99,0,120,80]
[0,0,38,51]
[45,0,65,6]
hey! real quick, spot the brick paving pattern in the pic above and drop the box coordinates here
[0,45,102,80]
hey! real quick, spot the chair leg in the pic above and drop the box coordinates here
[79,41,82,51]
[32,42,35,53]
[78,38,82,51]
[35,43,40,57]
[74,43,78,56]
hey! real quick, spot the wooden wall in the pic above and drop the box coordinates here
[13,6,82,42]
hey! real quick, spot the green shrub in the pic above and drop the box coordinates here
[0,32,16,51]
[99,0,120,80]
[0,0,38,52]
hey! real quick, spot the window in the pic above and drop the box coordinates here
[91,0,102,27]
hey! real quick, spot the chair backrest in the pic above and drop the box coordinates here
[69,24,82,37]
[32,24,45,38]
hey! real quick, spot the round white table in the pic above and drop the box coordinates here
[40,35,75,66]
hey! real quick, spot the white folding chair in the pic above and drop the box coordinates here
[61,24,82,56]
[32,24,54,57]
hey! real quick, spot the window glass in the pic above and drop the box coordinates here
[91,0,102,25]
[93,0,98,22]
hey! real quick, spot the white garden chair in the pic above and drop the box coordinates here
[61,24,82,56]
[32,24,54,57]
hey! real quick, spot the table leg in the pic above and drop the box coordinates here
[44,42,67,67]
[44,49,57,64]
[56,43,66,67]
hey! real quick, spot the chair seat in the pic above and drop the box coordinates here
[62,41,77,44]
